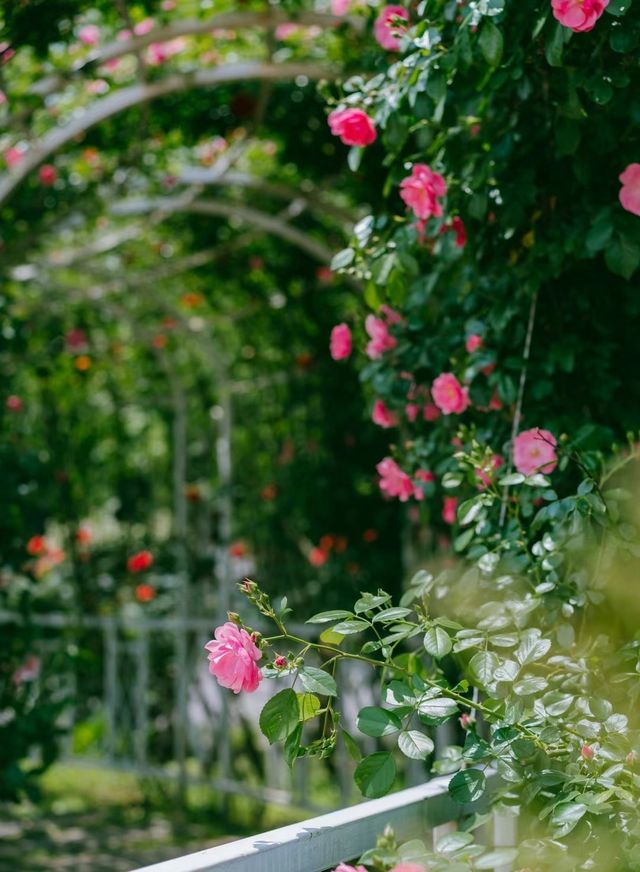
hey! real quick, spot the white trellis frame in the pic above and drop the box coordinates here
[131,772,516,872]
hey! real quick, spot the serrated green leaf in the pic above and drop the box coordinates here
[259,689,300,745]
[424,626,453,658]
[398,729,434,760]
[357,706,402,737]
[298,667,337,697]
[354,751,396,798]
[449,769,486,803]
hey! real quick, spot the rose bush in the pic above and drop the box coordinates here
[208,0,640,868]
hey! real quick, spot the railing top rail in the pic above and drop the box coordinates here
[133,773,493,872]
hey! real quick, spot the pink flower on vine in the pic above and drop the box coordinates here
[423,402,441,421]
[442,496,458,525]
[379,303,403,324]
[374,5,410,51]
[332,864,367,872]
[330,323,352,360]
[619,164,640,216]
[78,25,100,46]
[328,108,377,147]
[551,0,608,31]
[400,164,447,220]
[431,373,469,415]
[476,454,504,490]
[204,622,262,694]
[4,146,24,169]
[365,315,397,359]
[405,403,419,422]
[376,457,415,502]
[513,428,558,476]
[465,333,483,353]
[372,399,398,428]
[331,0,351,14]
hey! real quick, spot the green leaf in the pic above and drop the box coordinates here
[357,706,402,737]
[479,21,503,67]
[307,610,353,624]
[354,752,396,798]
[470,651,499,686]
[435,831,475,853]
[342,729,362,762]
[284,723,303,767]
[297,692,321,721]
[448,769,486,803]
[259,689,300,744]
[418,696,458,719]
[513,676,548,695]
[458,497,484,526]
[331,618,370,634]
[354,592,391,613]
[551,802,587,837]
[605,235,640,280]
[498,472,525,486]
[475,848,519,869]
[372,607,413,623]
[347,146,363,172]
[398,730,434,760]
[298,667,337,697]
[515,635,551,666]
[545,21,565,67]
[423,626,453,658]
[330,248,354,270]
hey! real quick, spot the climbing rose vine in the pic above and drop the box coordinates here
[206,0,640,869]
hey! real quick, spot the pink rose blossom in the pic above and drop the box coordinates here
[414,469,435,500]
[331,0,351,14]
[619,164,640,216]
[328,108,377,147]
[513,428,558,476]
[400,164,447,220]
[465,333,483,353]
[431,373,470,415]
[390,864,427,872]
[275,23,300,40]
[12,655,42,686]
[146,37,186,65]
[205,622,262,693]
[379,303,403,324]
[372,399,398,428]
[488,391,503,411]
[376,457,415,502]
[330,323,352,360]
[39,164,57,186]
[405,403,419,422]
[78,25,100,46]
[365,315,397,359]
[442,497,458,525]
[451,215,467,247]
[374,5,410,51]
[581,744,595,761]
[332,865,367,872]
[4,146,25,169]
[551,0,608,31]
[134,18,156,36]
[423,402,441,421]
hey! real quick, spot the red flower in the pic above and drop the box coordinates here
[39,164,57,186]
[27,535,47,556]
[229,541,247,558]
[76,526,92,545]
[127,550,154,573]
[308,546,328,567]
[5,395,23,412]
[135,583,156,603]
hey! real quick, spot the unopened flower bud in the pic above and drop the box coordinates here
[581,744,594,761]
[227,611,240,624]
[274,655,287,668]
[626,750,636,766]
[459,712,474,729]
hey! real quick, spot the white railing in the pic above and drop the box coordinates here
[133,772,515,872]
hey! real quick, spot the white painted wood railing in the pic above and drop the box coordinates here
[134,772,515,872]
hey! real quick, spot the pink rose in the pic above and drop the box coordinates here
[405,403,419,422]
[332,865,367,872]
[39,164,57,186]
[4,146,24,169]
[372,399,398,428]
[379,303,403,324]
[328,108,377,147]
[12,655,41,686]
[134,18,156,36]
[431,373,470,415]
[146,38,186,65]
[423,402,441,421]
[376,457,415,502]
[551,0,608,31]
[330,323,352,360]
[414,469,435,500]
[451,215,467,247]
[204,622,262,693]
[465,333,483,353]
[374,5,410,51]
[78,25,100,46]
[442,497,458,525]
[331,0,351,14]
[513,428,558,476]
[400,164,447,220]
[619,163,640,216]
[365,315,397,359]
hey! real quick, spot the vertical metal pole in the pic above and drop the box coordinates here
[104,619,118,762]
[169,370,190,804]
[135,626,149,768]
[215,384,233,793]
